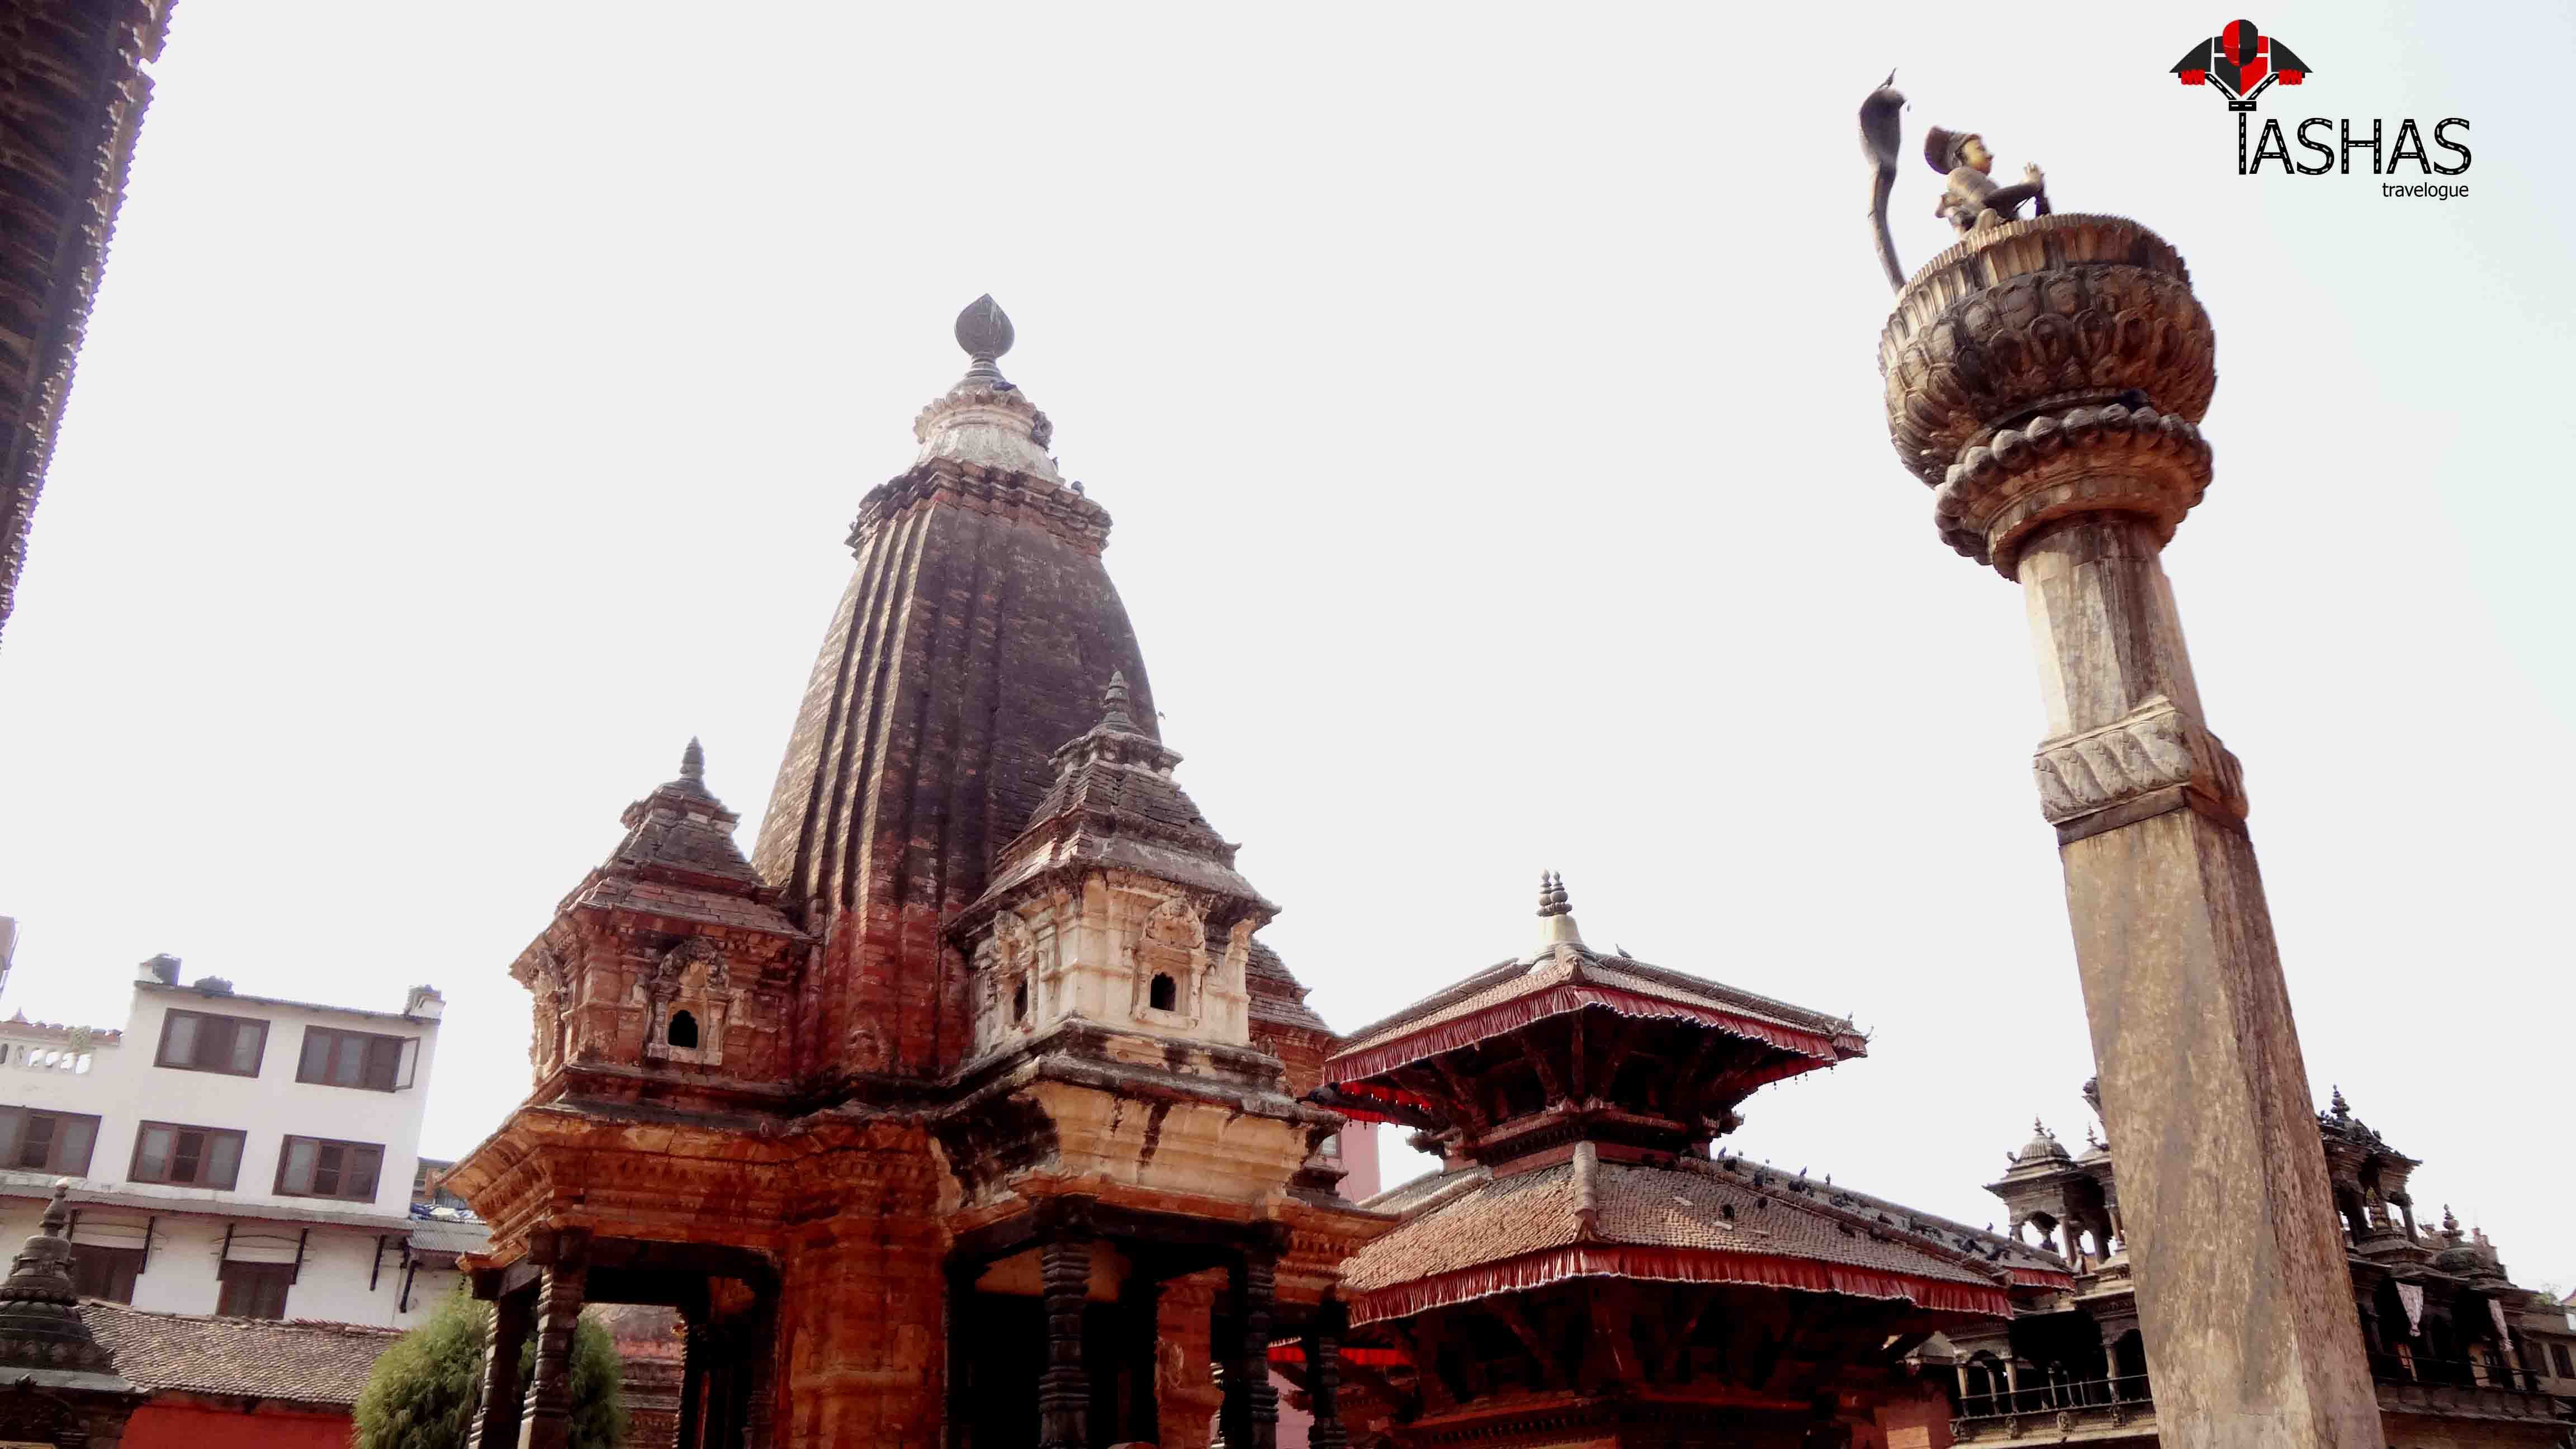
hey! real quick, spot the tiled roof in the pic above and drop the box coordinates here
[84,1302,401,1407]
[1343,1158,2000,1298]
[1329,943,1864,1083]
[1246,940,1329,1035]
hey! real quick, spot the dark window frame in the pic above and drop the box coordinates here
[127,1120,248,1189]
[2553,1341,2573,1380]
[154,1008,268,1077]
[295,1025,416,1092]
[216,1259,293,1319]
[0,1105,102,1175]
[273,1134,386,1202]
[68,1243,144,1303]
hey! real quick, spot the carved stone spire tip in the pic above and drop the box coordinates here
[1100,671,1135,731]
[680,737,705,782]
[956,294,1015,385]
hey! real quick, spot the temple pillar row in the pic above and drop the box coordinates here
[466,1286,533,1449]
[520,1233,591,1449]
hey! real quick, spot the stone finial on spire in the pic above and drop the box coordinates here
[1536,870,1582,946]
[956,294,1015,386]
[681,737,705,782]
[1100,671,1137,732]
[0,1180,117,1373]
[2328,1085,2350,1118]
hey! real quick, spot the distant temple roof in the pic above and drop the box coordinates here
[1331,940,1865,1088]
[84,1302,401,1408]
[1340,1150,2019,1325]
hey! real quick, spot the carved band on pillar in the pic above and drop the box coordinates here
[466,1283,533,1449]
[1036,1209,1094,1449]
[1302,1301,1348,1449]
[520,1229,591,1449]
[1214,1241,1279,1449]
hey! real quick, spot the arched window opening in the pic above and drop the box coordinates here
[1149,973,1178,1012]
[666,1010,699,1049]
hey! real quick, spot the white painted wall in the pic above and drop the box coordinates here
[0,970,471,1327]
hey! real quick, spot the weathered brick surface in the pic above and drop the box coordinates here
[754,462,1159,1083]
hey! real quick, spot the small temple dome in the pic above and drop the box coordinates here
[2014,1119,2070,1164]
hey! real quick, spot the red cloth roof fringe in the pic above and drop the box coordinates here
[1328,983,1854,1086]
[1346,1245,2014,1325]
[1266,1343,1413,1368]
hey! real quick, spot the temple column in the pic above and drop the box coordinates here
[518,1230,590,1449]
[1301,1303,1348,1449]
[1877,214,2384,1448]
[1038,1233,1093,1449]
[1213,1244,1279,1449]
[741,1284,779,1449]
[466,1283,533,1449]
[673,1317,705,1449]
[1122,1273,1163,1447]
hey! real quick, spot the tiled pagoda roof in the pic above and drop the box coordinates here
[1340,1150,2018,1325]
[1329,939,1866,1088]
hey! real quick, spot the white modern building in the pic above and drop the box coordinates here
[0,951,484,1327]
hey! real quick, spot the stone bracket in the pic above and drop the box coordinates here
[2033,695,2246,830]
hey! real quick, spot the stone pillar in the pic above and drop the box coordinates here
[518,1233,589,1449]
[741,1285,779,1449]
[1123,1275,1163,1447]
[673,1318,705,1449]
[1302,1303,1348,1449]
[1214,1246,1279,1449]
[1878,213,2384,1449]
[466,1286,533,1449]
[1038,1234,1092,1449]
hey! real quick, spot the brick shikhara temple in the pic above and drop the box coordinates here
[443,301,2574,1449]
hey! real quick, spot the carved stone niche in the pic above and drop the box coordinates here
[971,911,1041,1056]
[1129,896,1208,1027]
[634,937,737,1067]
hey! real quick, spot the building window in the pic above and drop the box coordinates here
[68,1244,143,1303]
[0,1106,100,1174]
[216,1260,293,1319]
[129,1121,246,1189]
[2553,1342,2573,1379]
[156,1009,267,1076]
[274,1135,384,1202]
[666,1010,698,1049]
[1149,973,1178,1011]
[296,1026,416,1091]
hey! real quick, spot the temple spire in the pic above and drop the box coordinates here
[1100,671,1137,732]
[680,737,705,782]
[0,1181,116,1373]
[911,295,1062,482]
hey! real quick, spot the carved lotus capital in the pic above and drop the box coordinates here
[1881,215,2219,567]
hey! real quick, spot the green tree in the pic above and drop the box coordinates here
[354,1287,628,1449]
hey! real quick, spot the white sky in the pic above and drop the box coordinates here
[2,3,2569,1290]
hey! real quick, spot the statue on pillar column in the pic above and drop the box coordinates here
[1860,79,2385,1449]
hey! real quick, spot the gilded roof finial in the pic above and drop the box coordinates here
[681,737,705,782]
[956,294,1015,387]
[1101,671,1136,732]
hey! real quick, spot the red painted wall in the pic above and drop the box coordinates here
[125,1399,354,1449]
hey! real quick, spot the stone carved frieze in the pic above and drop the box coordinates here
[2032,694,2246,827]
[637,936,740,1067]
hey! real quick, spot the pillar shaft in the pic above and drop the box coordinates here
[2017,517,2383,1447]
[467,1287,533,1449]
[1303,1304,1348,1449]
[518,1244,588,1449]
[1213,1249,1278,1449]
[1037,1236,1091,1449]
[673,1320,704,1449]
[1123,1275,1162,1446]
